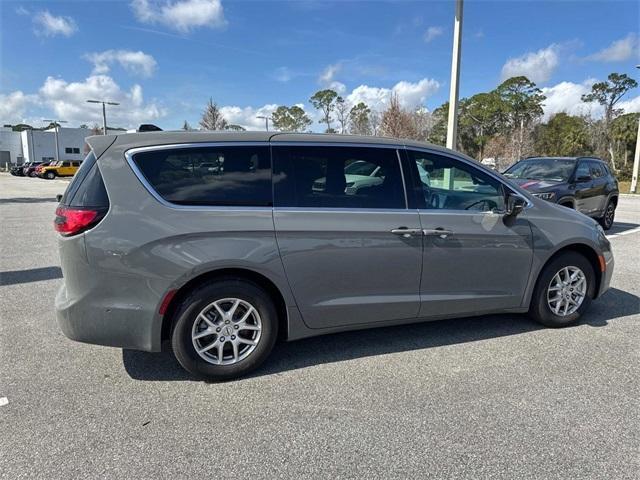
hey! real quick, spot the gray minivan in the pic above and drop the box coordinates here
[55,132,614,380]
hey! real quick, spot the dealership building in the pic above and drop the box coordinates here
[0,126,93,168]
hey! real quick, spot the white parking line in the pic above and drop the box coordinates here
[606,226,640,239]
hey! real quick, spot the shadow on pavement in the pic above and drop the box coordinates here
[0,266,63,286]
[608,221,639,235]
[122,287,639,382]
[0,197,58,204]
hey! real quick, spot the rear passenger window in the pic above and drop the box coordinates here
[273,146,406,209]
[131,146,272,206]
[589,161,604,178]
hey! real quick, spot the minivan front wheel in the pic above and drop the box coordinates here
[529,252,595,327]
[171,279,278,381]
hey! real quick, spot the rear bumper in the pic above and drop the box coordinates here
[55,282,161,352]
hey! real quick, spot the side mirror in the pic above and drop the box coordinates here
[56,194,63,203]
[505,193,527,217]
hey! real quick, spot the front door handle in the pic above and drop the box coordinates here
[423,228,454,239]
[391,227,422,238]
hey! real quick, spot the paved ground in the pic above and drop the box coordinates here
[1,173,638,479]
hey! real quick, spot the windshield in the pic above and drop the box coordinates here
[504,159,575,182]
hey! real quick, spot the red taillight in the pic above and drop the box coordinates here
[54,206,105,236]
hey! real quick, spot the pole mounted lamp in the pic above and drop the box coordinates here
[87,100,120,135]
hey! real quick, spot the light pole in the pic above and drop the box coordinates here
[630,65,640,194]
[87,100,120,135]
[43,119,67,162]
[256,115,272,131]
[446,0,464,151]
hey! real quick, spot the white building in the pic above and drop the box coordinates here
[0,126,112,167]
[21,127,90,164]
[0,127,25,167]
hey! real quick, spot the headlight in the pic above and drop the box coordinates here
[532,192,556,201]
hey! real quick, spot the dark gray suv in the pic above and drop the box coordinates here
[504,157,619,230]
[55,132,614,380]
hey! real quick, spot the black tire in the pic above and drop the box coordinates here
[559,202,574,209]
[598,199,615,230]
[529,252,595,327]
[45,171,56,180]
[171,278,278,381]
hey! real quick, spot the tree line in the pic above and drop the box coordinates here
[196,72,638,177]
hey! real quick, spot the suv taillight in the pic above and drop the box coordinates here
[54,206,106,236]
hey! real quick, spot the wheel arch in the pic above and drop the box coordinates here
[530,243,603,308]
[556,196,575,208]
[160,267,289,348]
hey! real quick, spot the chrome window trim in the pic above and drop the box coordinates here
[273,207,418,214]
[272,141,403,149]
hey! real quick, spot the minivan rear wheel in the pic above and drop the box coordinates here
[171,279,278,381]
[529,252,595,327]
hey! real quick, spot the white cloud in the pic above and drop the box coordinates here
[587,33,640,62]
[318,63,346,94]
[541,79,640,120]
[0,91,38,123]
[540,80,596,120]
[131,0,226,32]
[33,75,166,127]
[346,78,440,112]
[618,95,640,114]
[16,6,29,15]
[501,44,559,84]
[319,63,341,84]
[34,11,78,37]
[219,104,279,130]
[84,50,158,77]
[424,26,443,43]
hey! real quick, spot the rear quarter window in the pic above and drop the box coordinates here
[131,145,272,206]
[60,152,97,205]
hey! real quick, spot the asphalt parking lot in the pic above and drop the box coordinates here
[1,173,639,479]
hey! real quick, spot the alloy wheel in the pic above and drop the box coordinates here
[604,204,615,228]
[191,298,262,365]
[546,266,587,317]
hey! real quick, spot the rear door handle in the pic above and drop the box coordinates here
[391,227,422,237]
[423,228,454,239]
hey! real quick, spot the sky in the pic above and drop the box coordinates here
[1,0,639,131]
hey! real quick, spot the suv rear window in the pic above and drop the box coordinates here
[131,146,272,206]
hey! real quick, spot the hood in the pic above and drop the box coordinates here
[510,178,563,192]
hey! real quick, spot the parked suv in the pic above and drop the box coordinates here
[503,157,619,229]
[40,160,82,179]
[25,161,50,177]
[55,132,614,380]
